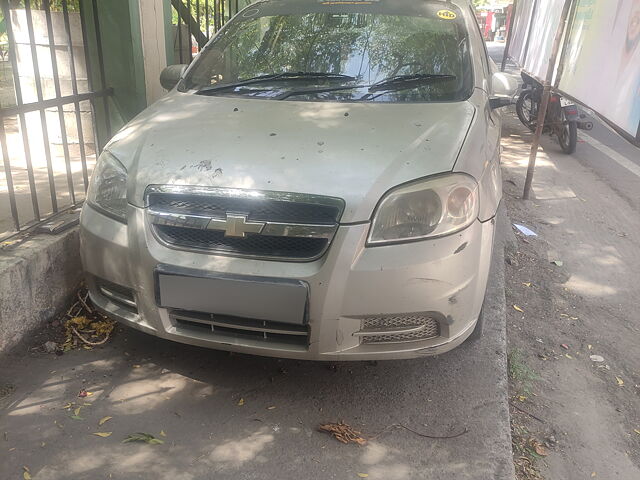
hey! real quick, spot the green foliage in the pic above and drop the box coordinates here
[508,348,540,393]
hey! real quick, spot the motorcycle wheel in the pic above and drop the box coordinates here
[558,117,578,154]
[516,90,538,131]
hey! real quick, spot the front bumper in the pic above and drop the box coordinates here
[80,204,495,360]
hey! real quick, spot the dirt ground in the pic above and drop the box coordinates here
[500,112,640,479]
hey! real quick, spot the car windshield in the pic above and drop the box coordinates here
[181,0,473,103]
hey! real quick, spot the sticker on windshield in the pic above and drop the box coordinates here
[437,9,457,20]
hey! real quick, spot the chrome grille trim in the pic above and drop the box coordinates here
[145,185,346,214]
[356,314,441,344]
[147,209,337,239]
[145,185,345,261]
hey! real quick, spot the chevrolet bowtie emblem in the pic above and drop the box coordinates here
[207,214,266,238]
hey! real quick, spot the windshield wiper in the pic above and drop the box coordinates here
[196,72,357,95]
[276,84,366,100]
[368,74,456,93]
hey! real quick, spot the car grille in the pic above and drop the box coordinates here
[358,314,440,344]
[170,309,309,348]
[146,186,344,261]
[156,226,328,259]
[148,193,340,224]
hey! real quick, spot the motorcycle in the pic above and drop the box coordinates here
[515,72,592,154]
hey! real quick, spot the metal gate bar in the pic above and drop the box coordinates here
[0,0,41,223]
[62,0,90,191]
[0,0,111,240]
[43,0,75,205]
[171,0,248,64]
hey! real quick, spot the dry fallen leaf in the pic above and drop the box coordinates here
[319,422,367,445]
[633,429,640,435]
[99,416,112,426]
[565,354,573,359]
[513,305,524,313]
[534,444,549,456]
[237,398,245,406]
[62,402,73,410]
[357,474,369,478]
[23,466,31,480]
[93,432,112,438]
[517,395,527,402]
[616,377,624,386]
[74,406,83,416]
[160,430,167,437]
[122,432,164,445]
[522,282,532,287]
[70,415,84,421]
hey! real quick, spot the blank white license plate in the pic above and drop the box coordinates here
[157,270,308,325]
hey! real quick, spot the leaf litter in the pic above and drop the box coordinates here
[122,433,164,445]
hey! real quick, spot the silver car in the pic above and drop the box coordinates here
[80,0,514,360]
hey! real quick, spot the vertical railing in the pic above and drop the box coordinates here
[0,0,111,240]
[170,0,251,64]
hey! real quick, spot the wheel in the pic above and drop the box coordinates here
[557,117,578,154]
[516,90,537,131]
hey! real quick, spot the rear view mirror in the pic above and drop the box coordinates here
[492,71,518,98]
[490,71,518,109]
[160,64,188,91]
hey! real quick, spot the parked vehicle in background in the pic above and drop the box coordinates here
[516,71,593,154]
[80,0,516,360]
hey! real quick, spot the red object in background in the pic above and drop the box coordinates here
[483,11,495,40]
[505,4,514,40]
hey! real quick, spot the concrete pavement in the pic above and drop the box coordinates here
[0,211,514,480]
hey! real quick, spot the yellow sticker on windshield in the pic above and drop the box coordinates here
[437,9,457,20]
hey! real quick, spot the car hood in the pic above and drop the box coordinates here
[108,91,476,223]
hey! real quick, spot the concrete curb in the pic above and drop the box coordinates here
[486,202,517,479]
[0,228,82,353]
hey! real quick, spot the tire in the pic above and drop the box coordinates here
[558,119,578,154]
[516,90,537,131]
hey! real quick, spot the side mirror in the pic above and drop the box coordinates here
[160,64,188,91]
[490,71,518,109]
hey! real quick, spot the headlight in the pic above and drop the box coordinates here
[368,173,479,245]
[87,151,128,223]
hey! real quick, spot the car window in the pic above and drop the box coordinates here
[182,1,473,103]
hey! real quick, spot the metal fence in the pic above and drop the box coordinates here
[0,0,110,241]
[170,0,251,64]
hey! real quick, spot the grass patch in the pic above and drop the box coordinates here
[508,348,540,393]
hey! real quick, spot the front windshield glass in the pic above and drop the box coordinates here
[181,0,473,102]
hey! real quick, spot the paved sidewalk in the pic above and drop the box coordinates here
[500,111,640,479]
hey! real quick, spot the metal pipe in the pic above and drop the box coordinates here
[523,0,574,200]
[501,0,517,72]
